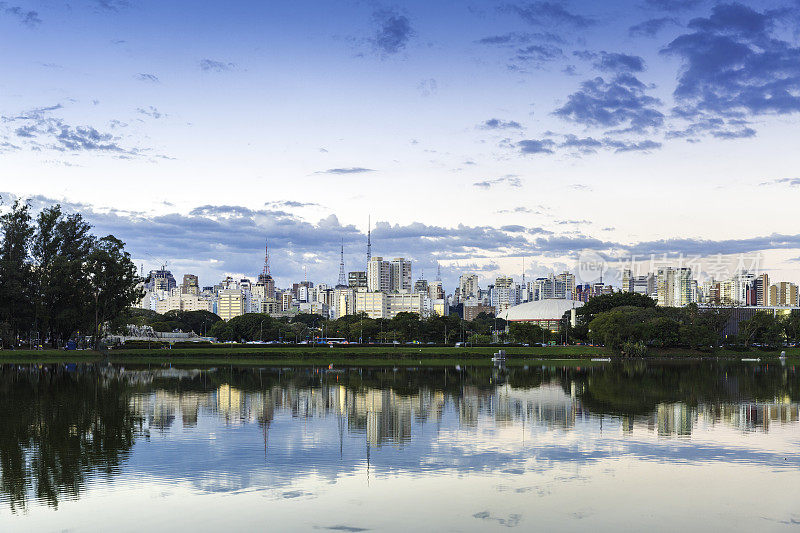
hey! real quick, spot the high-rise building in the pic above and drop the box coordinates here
[390,258,412,293]
[348,271,367,289]
[675,268,693,307]
[770,282,798,306]
[414,278,428,294]
[367,257,391,292]
[657,267,694,307]
[458,274,480,303]
[146,268,177,292]
[427,280,444,300]
[532,277,554,300]
[218,289,244,321]
[493,275,515,313]
[754,273,769,306]
[182,274,199,295]
[657,267,675,307]
[555,272,576,299]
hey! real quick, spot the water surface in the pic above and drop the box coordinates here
[1,361,798,531]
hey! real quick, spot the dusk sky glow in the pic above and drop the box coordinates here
[2,0,800,288]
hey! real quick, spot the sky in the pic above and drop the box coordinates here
[2,0,800,290]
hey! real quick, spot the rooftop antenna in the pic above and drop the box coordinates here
[522,256,526,284]
[436,262,441,281]
[366,215,372,262]
[337,239,347,287]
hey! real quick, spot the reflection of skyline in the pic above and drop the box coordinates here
[2,363,798,514]
[127,371,800,445]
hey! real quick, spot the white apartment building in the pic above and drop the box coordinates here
[367,257,392,292]
[493,275,516,313]
[390,258,412,293]
[458,274,480,303]
[218,289,244,321]
[355,291,428,319]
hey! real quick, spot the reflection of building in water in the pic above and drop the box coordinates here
[705,402,799,432]
[657,403,694,436]
[497,382,581,430]
[121,369,799,445]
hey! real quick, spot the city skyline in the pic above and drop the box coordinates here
[3,0,800,289]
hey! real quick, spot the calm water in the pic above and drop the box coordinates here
[0,361,798,531]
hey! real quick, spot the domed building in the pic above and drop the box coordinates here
[498,299,584,332]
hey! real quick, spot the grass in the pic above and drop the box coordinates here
[0,344,797,367]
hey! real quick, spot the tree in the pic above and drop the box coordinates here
[508,322,548,345]
[738,312,784,347]
[0,200,35,347]
[87,236,142,350]
[41,211,95,347]
[574,292,656,341]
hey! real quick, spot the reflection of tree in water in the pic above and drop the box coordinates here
[0,366,142,512]
[0,362,796,511]
[571,361,798,417]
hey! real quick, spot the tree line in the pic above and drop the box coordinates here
[567,292,800,354]
[0,200,141,349]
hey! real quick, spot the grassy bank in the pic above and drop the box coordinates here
[0,344,797,366]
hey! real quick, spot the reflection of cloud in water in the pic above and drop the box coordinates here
[120,376,800,497]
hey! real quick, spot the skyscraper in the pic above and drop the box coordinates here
[367,257,391,292]
[182,274,199,295]
[390,258,412,293]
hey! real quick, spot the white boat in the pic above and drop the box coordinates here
[591,358,611,362]
[741,358,761,362]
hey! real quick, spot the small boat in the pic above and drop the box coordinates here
[591,358,611,362]
[492,349,507,363]
[741,358,761,362]
[779,351,786,359]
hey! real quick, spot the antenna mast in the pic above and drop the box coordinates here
[366,215,372,262]
[337,239,347,287]
[262,239,270,276]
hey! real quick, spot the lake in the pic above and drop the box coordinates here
[0,360,798,531]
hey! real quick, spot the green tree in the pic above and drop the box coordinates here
[87,236,142,350]
[508,322,549,345]
[0,200,35,347]
[738,312,784,347]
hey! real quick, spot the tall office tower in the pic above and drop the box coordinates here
[657,267,675,307]
[622,269,633,292]
[147,268,177,292]
[493,275,515,312]
[533,276,555,300]
[390,258,412,292]
[458,274,480,303]
[348,271,367,288]
[754,273,769,306]
[367,257,391,292]
[770,282,799,306]
[733,270,756,305]
[555,271,576,299]
[414,278,428,294]
[182,274,199,295]
[632,273,656,296]
[427,280,444,300]
[675,267,693,306]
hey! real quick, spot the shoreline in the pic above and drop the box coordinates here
[0,345,796,366]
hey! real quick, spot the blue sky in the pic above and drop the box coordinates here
[2,0,800,289]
